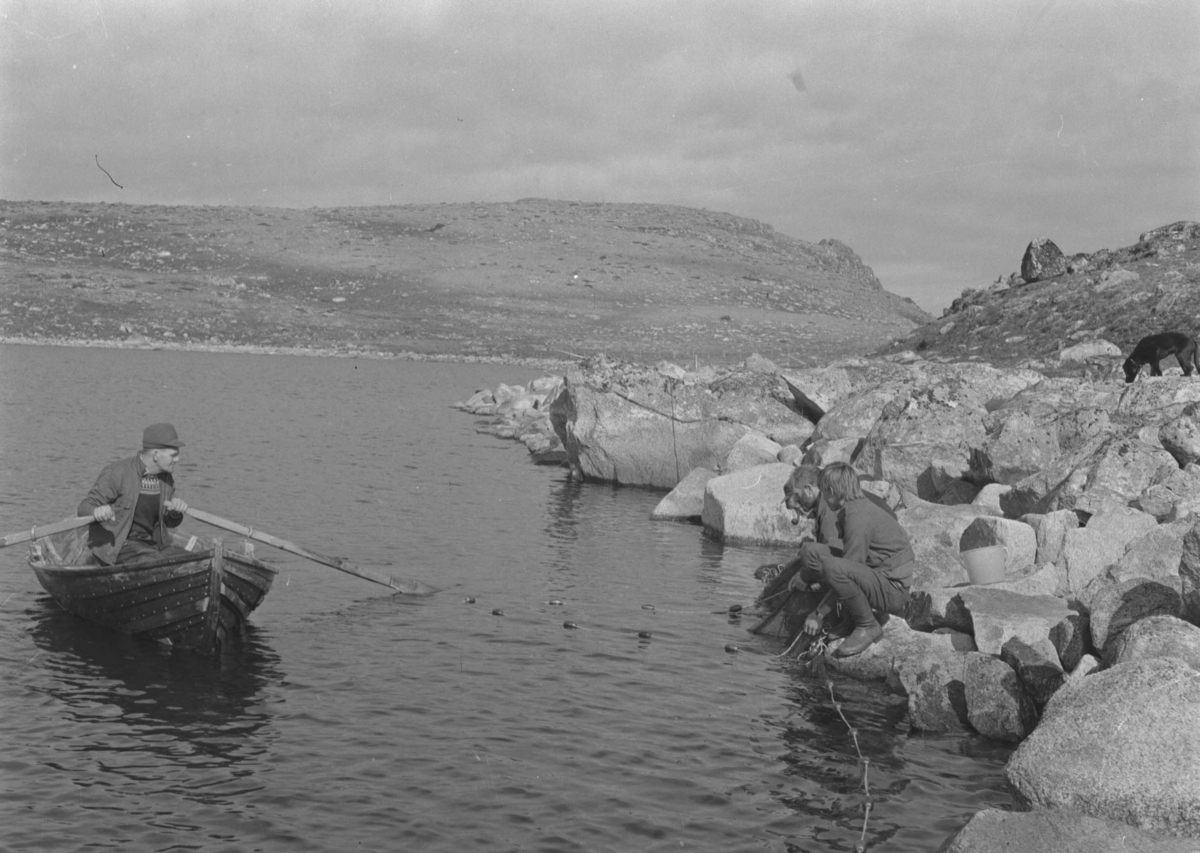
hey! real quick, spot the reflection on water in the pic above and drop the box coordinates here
[26,599,282,780]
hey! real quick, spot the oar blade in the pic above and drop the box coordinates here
[385,576,440,596]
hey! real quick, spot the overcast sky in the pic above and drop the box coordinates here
[2,0,1196,313]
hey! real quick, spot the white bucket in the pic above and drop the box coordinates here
[961,545,1008,585]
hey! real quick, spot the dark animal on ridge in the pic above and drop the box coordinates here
[1123,331,1200,383]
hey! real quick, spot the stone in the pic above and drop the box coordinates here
[799,436,860,467]
[722,431,782,472]
[1137,464,1200,522]
[649,467,716,521]
[958,516,1037,573]
[1115,374,1200,421]
[906,565,1062,632]
[970,483,1010,512]
[702,463,804,546]
[1106,520,1189,586]
[825,616,977,686]
[896,499,1002,590]
[1087,577,1184,653]
[1021,237,1067,282]
[1002,435,1176,517]
[776,444,804,465]
[1105,614,1200,671]
[1006,658,1200,839]
[854,390,988,500]
[1020,509,1079,567]
[1058,340,1123,363]
[1060,507,1159,595]
[1159,409,1200,468]
[964,653,1037,741]
[958,586,1078,656]
[1000,635,1066,709]
[937,479,981,505]
[859,478,903,510]
[891,650,974,732]
[936,808,1198,853]
[974,409,1060,485]
[549,356,814,489]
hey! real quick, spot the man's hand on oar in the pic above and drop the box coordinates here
[184,507,439,596]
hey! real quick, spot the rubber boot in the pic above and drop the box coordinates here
[827,613,856,640]
[833,620,884,657]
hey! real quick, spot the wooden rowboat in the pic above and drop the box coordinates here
[27,523,278,655]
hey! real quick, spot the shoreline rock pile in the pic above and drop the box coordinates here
[465,347,1200,846]
[453,377,569,465]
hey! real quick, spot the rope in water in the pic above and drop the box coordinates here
[828,679,872,853]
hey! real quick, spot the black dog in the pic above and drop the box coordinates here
[1123,332,1200,383]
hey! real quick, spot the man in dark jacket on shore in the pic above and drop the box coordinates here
[78,423,190,564]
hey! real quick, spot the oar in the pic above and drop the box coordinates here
[185,507,439,596]
[1,515,94,548]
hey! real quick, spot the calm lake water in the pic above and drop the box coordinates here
[0,344,1014,852]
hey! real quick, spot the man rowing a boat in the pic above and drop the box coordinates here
[78,423,191,565]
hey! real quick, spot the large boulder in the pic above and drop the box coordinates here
[1177,518,1200,622]
[906,565,1062,632]
[1021,237,1067,282]
[964,653,1037,742]
[895,499,1001,590]
[1020,509,1079,567]
[958,587,1080,660]
[1115,375,1200,422]
[859,391,988,503]
[1059,507,1160,595]
[891,650,975,732]
[853,366,1039,502]
[1086,577,1184,653]
[1000,636,1067,710]
[1104,518,1190,586]
[1105,614,1200,670]
[722,431,783,472]
[649,467,716,521]
[782,358,921,432]
[549,355,812,488]
[937,808,1198,853]
[1006,657,1200,839]
[824,616,977,684]
[702,463,804,545]
[1159,404,1200,467]
[1001,435,1177,517]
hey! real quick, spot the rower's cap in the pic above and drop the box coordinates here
[143,423,185,449]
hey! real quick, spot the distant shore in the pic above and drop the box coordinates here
[0,335,573,370]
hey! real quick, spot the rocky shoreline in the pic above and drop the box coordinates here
[458,350,1200,850]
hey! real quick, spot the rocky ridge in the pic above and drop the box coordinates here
[881,222,1200,375]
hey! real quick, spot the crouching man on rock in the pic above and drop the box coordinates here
[787,462,914,657]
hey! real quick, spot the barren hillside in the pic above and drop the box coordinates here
[880,222,1200,376]
[0,199,926,365]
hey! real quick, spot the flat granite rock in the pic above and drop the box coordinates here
[958,587,1076,656]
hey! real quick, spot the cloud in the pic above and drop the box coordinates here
[1,0,1195,310]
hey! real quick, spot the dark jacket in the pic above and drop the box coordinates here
[78,455,182,564]
[834,497,915,584]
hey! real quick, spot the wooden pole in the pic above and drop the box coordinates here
[185,507,439,595]
[1,516,94,548]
